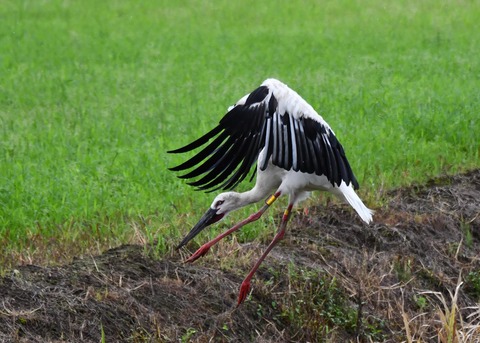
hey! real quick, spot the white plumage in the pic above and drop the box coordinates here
[169,78,373,305]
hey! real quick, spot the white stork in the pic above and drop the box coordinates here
[168,78,373,305]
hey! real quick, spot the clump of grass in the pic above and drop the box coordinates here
[461,222,474,249]
[402,274,480,343]
[393,255,415,283]
[464,271,480,301]
[181,328,197,343]
[279,267,356,340]
[422,278,463,343]
[271,264,386,341]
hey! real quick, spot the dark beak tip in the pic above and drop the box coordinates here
[176,208,220,251]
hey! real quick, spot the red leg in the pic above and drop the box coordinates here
[237,203,294,305]
[185,192,281,263]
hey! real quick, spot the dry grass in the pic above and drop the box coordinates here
[1,171,480,342]
[398,273,480,343]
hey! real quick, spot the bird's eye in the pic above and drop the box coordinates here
[215,200,224,207]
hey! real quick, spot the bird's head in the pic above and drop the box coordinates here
[210,191,243,214]
[176,192,241,249]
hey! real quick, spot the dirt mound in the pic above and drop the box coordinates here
[1,170,479,342]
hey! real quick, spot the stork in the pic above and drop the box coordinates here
[168,78,373,305]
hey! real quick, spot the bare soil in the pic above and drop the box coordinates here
[1,170,479,342]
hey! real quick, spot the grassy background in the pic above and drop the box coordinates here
[1,0,479,267]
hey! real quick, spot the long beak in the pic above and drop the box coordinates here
[176,208,224,249]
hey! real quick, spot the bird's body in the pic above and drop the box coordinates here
[169,78,373,305]
[211,149,372,222]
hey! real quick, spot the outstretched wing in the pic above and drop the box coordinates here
[168,85,273,192]
[168,83,359,192]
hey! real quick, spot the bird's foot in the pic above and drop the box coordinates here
[237,279,251,306]
[185,244,210,263]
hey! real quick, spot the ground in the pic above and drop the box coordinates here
[1,170,479,342]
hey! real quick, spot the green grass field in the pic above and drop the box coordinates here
[1,0,479,268]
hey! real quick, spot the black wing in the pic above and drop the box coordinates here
[168,85,359,192]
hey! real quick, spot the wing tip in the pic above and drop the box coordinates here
[167,148,185,154]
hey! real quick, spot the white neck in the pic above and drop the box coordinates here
[237,188,270,207]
